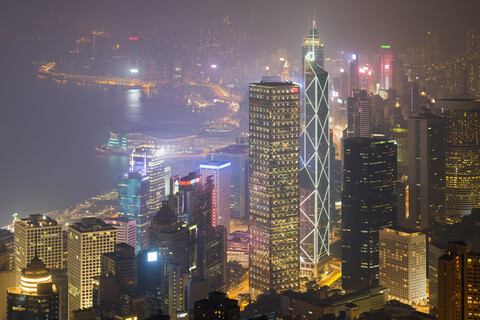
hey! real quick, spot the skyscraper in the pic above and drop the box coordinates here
[249,79,300,299]
[207,144,249,220]
[118,171,150,252]
[200,161,232,233]
[408,112,445,229]
[346,90,369,139]
[379,45,393,91]
[348,54,360,96]
[14,214,63,286]
[379,228,427,304]
[435,99,480,217]
[300,21,330,278]
[438,241,480,320]
[7,256,59,320]
[342,138,397,291]
[130,146,166,214]
[301,20,324,71]
[148,202,197,273]
[103,216,137,249]
[67,218,117,314]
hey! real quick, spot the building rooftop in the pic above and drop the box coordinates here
[17,214,58,228]
[69,218,115,233]
[382,227,425,237]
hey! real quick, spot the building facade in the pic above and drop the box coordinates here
[207,144,249,220]
[67,218,117,313]
[118,171,150,252]
[249,80,300,299]
[130,146,165,214]
[14,214,63,286]
[342,138,397,291]
[300,23,330,277]
[379,227,427,304]
[200,161,232,233]
[7,256,59,320]
[435,99,480,217]
[438,241,480,320]
[408,112,445,229]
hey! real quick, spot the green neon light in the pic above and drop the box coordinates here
[381,45,391,49]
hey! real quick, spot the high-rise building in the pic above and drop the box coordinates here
[130,146,166,214]
[67,218,117,313]
[428,242,447,313]
[300,22,330,278]
[379,228,427,304]
[408,112,445,229]
[14,214,63,286]
[435,99,480,217]
[207,144,249,220]
[7,256,59,320]
[103,217,137,249]
[342,138,397,291]
[200,161,232,233]
[165,264,189,318]
[348,54,360,96]
[346,90,370,139]
[301,20,324,71]
[379,45,393,91]
[118,171,150,252]
[101,243,137,293]
[194,291,240,320]
[438,241,480,320]
[148,202,197,273]
[249,80,300,299]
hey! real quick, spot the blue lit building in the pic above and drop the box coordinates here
[118,172,150,252]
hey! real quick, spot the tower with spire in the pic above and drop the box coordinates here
[300,18,330,279]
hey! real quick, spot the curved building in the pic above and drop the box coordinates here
[435,99,480,216]
[7,256,59,319]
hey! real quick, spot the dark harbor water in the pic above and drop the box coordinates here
[0,39,213,226]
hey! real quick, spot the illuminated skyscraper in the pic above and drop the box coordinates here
[408,112,445,229]
[200,161,232,233]
[379,45,393,91]
[130,146,165,214]
[301,21,324,71]
[207,144,249,220]
[435,99,480,217]
[67,218,116,314]
[379,228,427,304]
[7,256,59,320]
[348,54,359,96]
[438,241,480,320]
[342,138,396,291]
[14,215,63,286]
[300,21,330,278]
[249,80,300,299]
[118,171,150,252]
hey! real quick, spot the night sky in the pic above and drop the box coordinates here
[2,0,480,58]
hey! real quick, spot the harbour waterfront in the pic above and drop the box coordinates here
[0,38,219,227]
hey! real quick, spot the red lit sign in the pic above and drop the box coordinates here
[129,37,139,41]
[291,87,299,93]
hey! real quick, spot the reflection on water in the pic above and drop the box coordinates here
[126,89,143,122]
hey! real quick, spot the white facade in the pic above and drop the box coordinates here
[103,217,136,249]
[14,215,63,286]
[379,228,427,304]
[200,161,231,233]
[67,218,116,313]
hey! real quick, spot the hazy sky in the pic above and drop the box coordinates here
[3,0,480,58]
